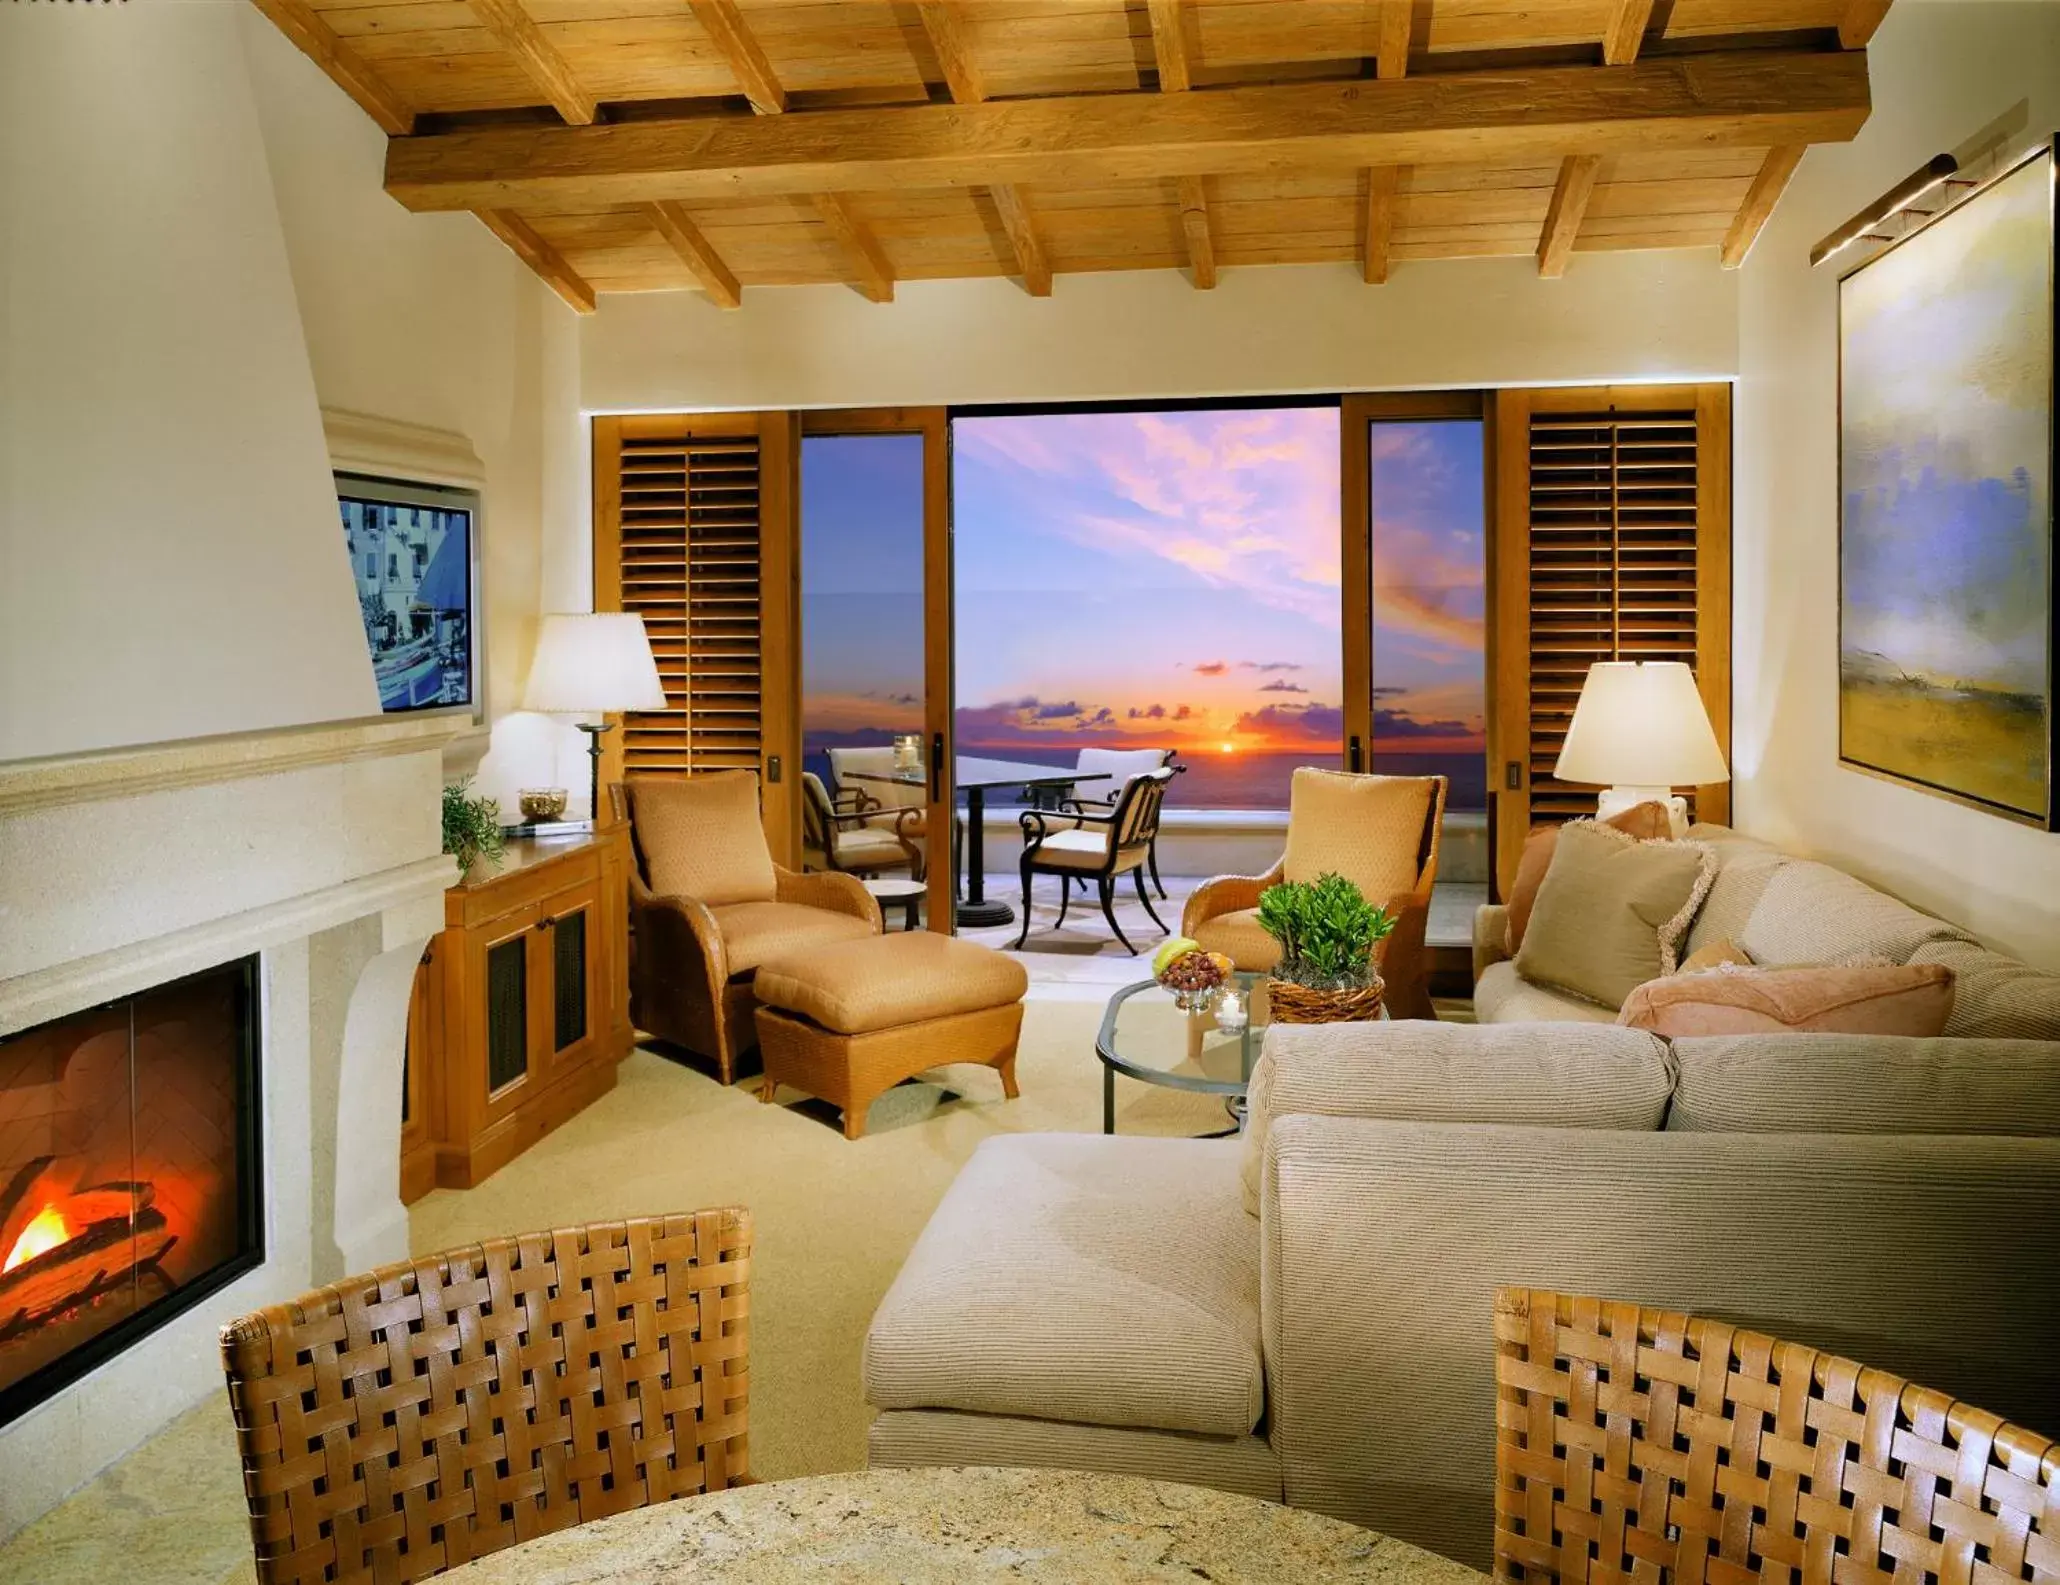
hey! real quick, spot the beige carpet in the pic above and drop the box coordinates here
[0,994,1230,1585]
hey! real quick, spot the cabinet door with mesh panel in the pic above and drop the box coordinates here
[1489,386,1731,896]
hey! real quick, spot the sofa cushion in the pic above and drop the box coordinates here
[1474,961,1618,1026]
[1192,907,1281,974]
[864,1134,1262,1438]
[1908,938,2060,1041]
[630,771,777,905]
[754,932,1026,1034]
[1667,1034,2060,1135]
[1683,828,1790,958]
[1513,823,1716,1009]
[1505,804,1673,955]
[1618,962,1955,1039]
[1240,1020,1671,1214]
[1735,858,1970,967]
[1281,768,1433,903]
[707,899,874,975]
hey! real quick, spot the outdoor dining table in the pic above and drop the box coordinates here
[432,1466,1491,1584]
[846,754,1109,928]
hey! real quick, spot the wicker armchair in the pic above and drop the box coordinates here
[221,1210,752,1585]
[1182,767,1447,1021]
[801,771,923,879]
[1493,1286,2060,1585]
[1014,767,1175,954]
[616,773,881,1084]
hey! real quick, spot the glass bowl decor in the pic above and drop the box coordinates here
[518,787,569,822]
[1255,872,1394,1024]
[1154,941,1229,1014]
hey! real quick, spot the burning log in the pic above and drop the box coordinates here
[0,1163,176,1340]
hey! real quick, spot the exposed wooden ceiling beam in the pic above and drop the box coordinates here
[1362,164,1403,284]
[1601,0,1658,66]
[646,200,742,306]
[688,0,788,114]
[1838,0,1893,48]
[812,193,895,302]
[1146,0,1193,93]
[913,1,987,104]
[1176,175,1217,289]
[465,0,595,125]
[249,0,414,135]
[1720,143,1804,268]
[989,185,1053,297]
[386,50,1872,213]
[1537,154,1603,277]
[475,210,596,313]
[1375,0,1410,81]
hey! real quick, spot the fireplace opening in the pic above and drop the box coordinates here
[0,956,262,1428]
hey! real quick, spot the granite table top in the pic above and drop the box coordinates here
[436,1466,1492,1584]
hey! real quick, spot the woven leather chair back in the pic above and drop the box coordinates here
[221,1211,752,1585]
[1493,1287,2059,1585]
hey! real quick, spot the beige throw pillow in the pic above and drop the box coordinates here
[1505,801,1674,955]
[1280,768,1434,905]
[629,771,778,905]
[1513,822,1716,1010]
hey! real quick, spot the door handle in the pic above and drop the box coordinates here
[1348,735,1363,774]
[930,733,944,803]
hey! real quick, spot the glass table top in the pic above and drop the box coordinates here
[1096,971,1271,1096]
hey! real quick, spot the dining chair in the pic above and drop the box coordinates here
[1057,747,1185,899]
[1015,767,1175,953]
[1492,1285,2059,1585]
[221,1210,752,1585]
[801,770,923,879]
[1182,767,1447,1020]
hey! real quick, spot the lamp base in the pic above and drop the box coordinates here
[576,720,615,825]
[1598,785,1689,838]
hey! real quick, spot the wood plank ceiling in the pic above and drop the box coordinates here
[252,0,1892,314]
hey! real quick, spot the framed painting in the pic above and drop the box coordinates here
[1839,137,2058,829]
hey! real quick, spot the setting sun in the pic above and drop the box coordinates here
[1219,742,1236,754]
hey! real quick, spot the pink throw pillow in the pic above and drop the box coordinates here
[1617,962,1954,1039]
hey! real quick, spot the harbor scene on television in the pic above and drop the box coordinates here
[341,496,474,712]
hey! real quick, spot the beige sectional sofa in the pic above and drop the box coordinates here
[864,1017,2060,1570]
[1473,822,2060,1036]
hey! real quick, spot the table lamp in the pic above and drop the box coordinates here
[523,613,668,826]
[1553,660,1728,838]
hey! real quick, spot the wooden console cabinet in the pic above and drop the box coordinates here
[400,826,633,1203]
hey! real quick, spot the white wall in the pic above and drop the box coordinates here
[0,0,380,762]
[582,247,1737,411]
[1732,0,2060,969]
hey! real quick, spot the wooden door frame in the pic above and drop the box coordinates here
[797,408,955,931]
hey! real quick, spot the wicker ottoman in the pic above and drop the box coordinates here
[753,934,1029,1140]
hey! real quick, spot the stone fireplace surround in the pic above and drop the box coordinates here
[0,716,459,1541]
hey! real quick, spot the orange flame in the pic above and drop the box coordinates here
[3,1204,73,1273]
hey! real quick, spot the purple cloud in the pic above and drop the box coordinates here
[1259,680,1307,694]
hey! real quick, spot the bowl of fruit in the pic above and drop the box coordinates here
[1151,937,1236,1014]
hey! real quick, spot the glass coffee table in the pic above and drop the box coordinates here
[1095,972,1271,1135]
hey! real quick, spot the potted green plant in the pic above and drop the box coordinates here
[442,779,506,877]
[1255,871,1395,1023]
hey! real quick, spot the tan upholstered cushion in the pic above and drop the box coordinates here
[1192,908,1281,974]
[630,771,776,905]
[1239,1020,1670,1214]
[864,1133,1262,1438]
[1736,858,1971,967]
[755,932,1027,1034]
[1678,939,1752,973]
[1667,1034,2060,1135]
[1505,803,1673,955]
[1682,824,1790,956]
[830,826,909,866]
[1618,962,1955,1038]
[1280,769,1433,902]
[708,899,874,976]
[1030,827,1112,871]
[1473,961,1618,1025]
[1513,823,1716,1010]
[1908,938,2060,1041]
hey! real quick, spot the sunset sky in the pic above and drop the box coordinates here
[800,408,1485,791]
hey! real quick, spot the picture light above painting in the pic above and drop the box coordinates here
[1838,135,2058,831]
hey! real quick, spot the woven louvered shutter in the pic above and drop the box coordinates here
[1490,386,1731,895]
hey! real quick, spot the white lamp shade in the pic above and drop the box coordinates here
[523,613,668,713]
[1554,661,1729,787]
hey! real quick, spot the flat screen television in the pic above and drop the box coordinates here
[336,473,480,715]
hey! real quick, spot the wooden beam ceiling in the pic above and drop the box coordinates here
[989,185,1053,298]
[1537,154,1603,278]
[1375,0,1411,81]
[1145,0,1194,93]
[474,210,595,313]
[1601,0,1659,66]
[812,193,895,302]
[688,0,788,115]
[385,51,1872,213]
[1363,164,1403,285]
[647,200,741,308]
[1177,175,1218,289]
[463,0,594,126]
[1838,0,1894,48]
[1720,144,1806,268]
[249,0,412,135]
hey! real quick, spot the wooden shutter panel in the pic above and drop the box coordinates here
[1490,385,1731,894]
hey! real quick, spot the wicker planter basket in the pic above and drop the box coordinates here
[1264,975,1385,1024]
